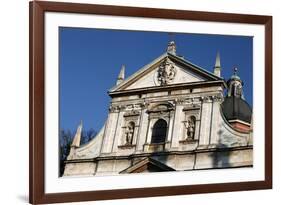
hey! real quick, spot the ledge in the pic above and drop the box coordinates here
[118,144,136,149]
[179,139,199,144]
[64,145,253,163]
[109,80,226,97]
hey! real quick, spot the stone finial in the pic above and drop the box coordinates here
[71,121,83,148]
[116,65,125,85]
[213,52,221,77]
[167,41,176,55]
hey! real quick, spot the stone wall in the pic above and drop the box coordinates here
[63,84,252,176]
[64,147,253,176]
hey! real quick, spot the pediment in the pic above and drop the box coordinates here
[120,157,175,173]
[110,53,222,93]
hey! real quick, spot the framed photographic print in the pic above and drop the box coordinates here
[29,1,272,204]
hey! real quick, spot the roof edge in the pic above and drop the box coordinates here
[167,52,224,81]
[109,52,168,92]
[109,80,226,97]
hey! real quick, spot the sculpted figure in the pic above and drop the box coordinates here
[185,117,195,139]
[125,122,134,145]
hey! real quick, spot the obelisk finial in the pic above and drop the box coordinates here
[71,121,83,148]
[213,52,221,77]
[116,65,125,85]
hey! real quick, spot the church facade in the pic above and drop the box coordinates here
[63,41,253,176]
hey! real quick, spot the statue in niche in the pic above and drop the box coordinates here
[125,122,135,145]
[184,117,196,140]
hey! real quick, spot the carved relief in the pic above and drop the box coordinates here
[147,103,174,120]
[203,96,213,103]
[123,110,140,117]
[213,94,224,102]
[111,103,146,113]
[198,95,223,103]
[174,97,185,105]
[109,104,120,112]
[157,58,176,85]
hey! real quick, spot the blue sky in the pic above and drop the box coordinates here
[59,27,253,132]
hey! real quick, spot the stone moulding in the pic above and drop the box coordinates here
[108,80,226,97]
[117,144,136,149]
[179,139,199,144]
[64,145,253,164]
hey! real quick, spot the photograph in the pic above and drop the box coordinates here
[29,2,272,203]
[59,28,253,177]
[0,0,277,204]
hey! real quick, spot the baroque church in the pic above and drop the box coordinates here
[63,41,253,176]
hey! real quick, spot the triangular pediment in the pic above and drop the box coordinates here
[120,157,175,173]
[110,53,222,93]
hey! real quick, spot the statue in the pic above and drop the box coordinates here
[184,118,195,140]
[125,122,134,145]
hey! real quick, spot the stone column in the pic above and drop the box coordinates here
[165,109,175,149]
[146,118,156,144]
[198,96,213,148]
[136,106,149,151]
[171,99,184,148]
[209,95,223,146]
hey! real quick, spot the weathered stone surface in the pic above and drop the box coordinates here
[64,162,96,176]
[63,47,252,177]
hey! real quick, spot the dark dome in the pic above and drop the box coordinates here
[221,96,252,124]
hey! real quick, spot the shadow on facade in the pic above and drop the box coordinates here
[150,148,169,165]
[211,130,230,169]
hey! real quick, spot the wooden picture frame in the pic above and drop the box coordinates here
[29,1,272,204]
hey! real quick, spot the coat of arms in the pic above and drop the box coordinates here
[157,58,176,85]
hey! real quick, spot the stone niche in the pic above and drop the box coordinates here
[180,103,201,144]
[118,109,141,149]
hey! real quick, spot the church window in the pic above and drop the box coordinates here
[151,119,167,144]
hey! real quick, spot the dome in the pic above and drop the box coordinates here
[227,67,242,84]
[230,74,241,81]
[221,96,252,124]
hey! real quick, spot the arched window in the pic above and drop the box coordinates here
[151,119,167,144]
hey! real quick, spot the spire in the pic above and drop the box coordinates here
[71,121,83,148]
[116,65,125,85]
[167,41,176,55]
[213,52,221,77]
